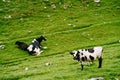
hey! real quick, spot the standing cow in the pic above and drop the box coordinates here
[70,46,103,70]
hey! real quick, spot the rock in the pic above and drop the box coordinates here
[45,62,51,66]
[88,77,104,80]
[25,67,28,71]
[0,45,5,50]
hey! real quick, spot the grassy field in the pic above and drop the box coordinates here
[0,0,120,80]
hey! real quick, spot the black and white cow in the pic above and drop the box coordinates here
[70,46,103,70]
[27,36,46,55]
[15,36,46,56]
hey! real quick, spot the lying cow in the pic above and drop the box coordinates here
[70,46,103,70]
[15,36,46,55]
[27,36,46,55]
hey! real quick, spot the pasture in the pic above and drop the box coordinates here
[0,0,120,80]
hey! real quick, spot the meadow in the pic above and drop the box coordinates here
[0,0,120,80]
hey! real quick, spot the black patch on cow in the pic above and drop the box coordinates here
[81,53,83,55]
[36,36,46,43]
[70,52,74,55]
[85,56,87,60]
[76,53,80,61]
[32,40,40,48]
[85,49,87,51]
[88,48,94,53]
[82,57,86,61]
[89,55,94,61]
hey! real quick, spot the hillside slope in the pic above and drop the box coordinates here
[0,0,120,80]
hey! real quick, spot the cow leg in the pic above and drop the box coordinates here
[81,62,84,70]
[98,57,102,68]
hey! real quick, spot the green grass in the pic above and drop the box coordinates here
[0,0,120,80]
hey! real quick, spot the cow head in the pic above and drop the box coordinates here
[36,36,46,43]
[70,51,80,61]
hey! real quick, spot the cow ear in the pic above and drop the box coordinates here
[70,52,73,55]
[77,51,80,53]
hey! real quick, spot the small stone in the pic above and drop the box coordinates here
[25,67,28,71]
[88,77,104,80]
[0,45,5,50]
[45,62,51,66]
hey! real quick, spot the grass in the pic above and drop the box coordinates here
[0,0,120,80]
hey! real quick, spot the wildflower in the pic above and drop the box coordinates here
[4,15,12,19]
[51,3,56,9]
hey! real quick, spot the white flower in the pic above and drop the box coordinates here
[25,67,28,71]
[4,15,12,19]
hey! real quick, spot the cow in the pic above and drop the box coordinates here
[27,36,46,55]
[70,46,103,70]
[15,36,46,56]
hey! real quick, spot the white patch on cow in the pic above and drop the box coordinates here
[32,39,36,43]
[72,51,78,57]
[27,45,33,51]
[34,48,40,53]
[33,48,43,56]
